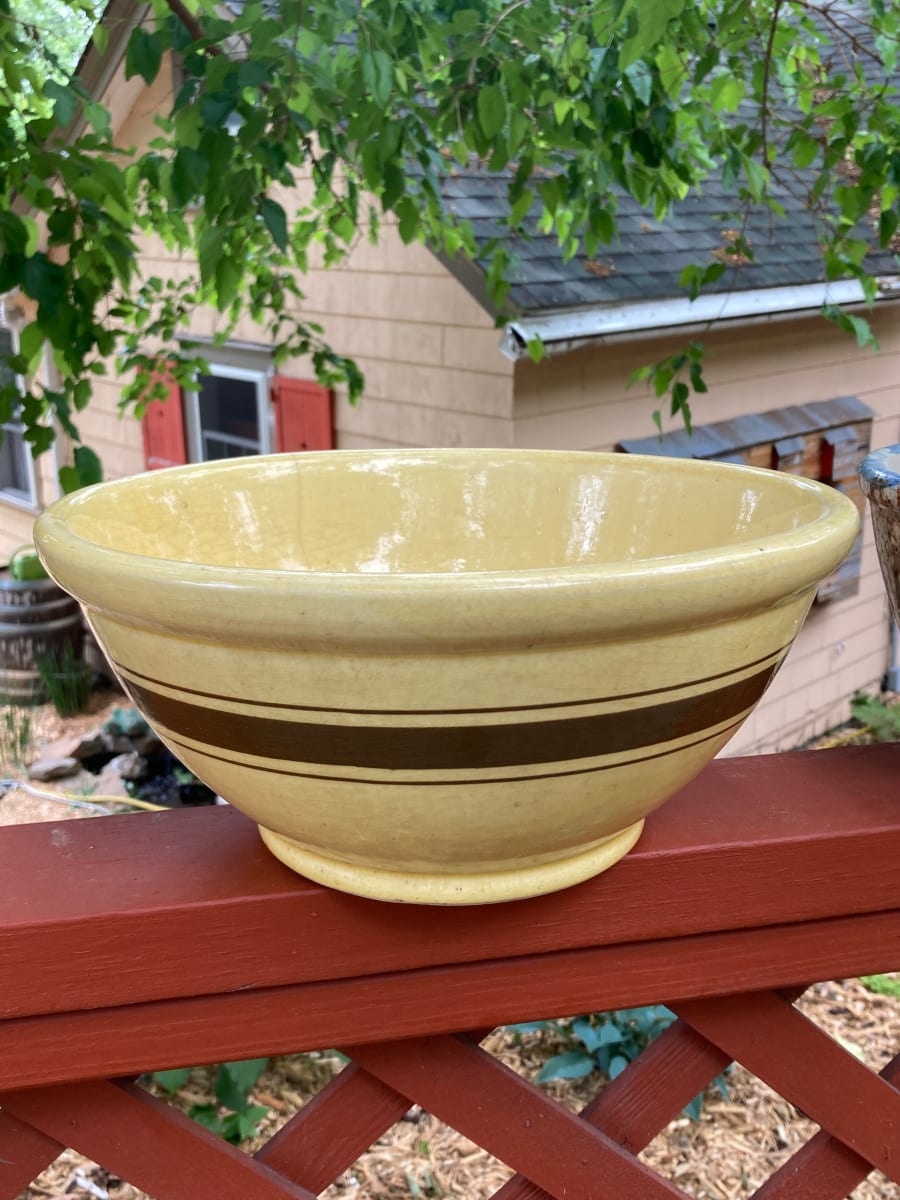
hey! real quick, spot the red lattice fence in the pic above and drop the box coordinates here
[1,744,898,1198]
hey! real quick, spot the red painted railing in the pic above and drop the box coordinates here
[1,744,899,1199]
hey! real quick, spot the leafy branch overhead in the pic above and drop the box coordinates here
[1,0,899,481]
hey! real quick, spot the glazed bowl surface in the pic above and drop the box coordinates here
[34,449,859,904]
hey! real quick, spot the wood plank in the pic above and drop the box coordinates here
[348,1035,689,1200]
[673,992,900,1179]
[256,1062,412,1191]
[0,1110,61,1199]
[0,1080,316,1200]
[256,1030,491,1190]
[2,746,900,1020]
[753,1051,900,1200]
[1,910,897,1091]
[491,989,807,1200]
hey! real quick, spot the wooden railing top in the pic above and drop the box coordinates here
[2,744,899,1027]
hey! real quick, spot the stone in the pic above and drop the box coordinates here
[105,751,145,781]
[91,765,133,800]
[36,730,106,762]
[28,756,81,782]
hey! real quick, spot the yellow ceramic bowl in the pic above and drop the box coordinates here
[35,450,859,904]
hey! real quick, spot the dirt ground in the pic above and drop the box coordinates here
[3,694,899,1200]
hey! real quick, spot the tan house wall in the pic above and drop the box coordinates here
[0,451,58,559]
[513,308,900,754]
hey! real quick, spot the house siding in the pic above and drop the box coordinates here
[513,308,900,754]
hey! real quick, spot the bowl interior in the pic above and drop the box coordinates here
[56,451,831,575]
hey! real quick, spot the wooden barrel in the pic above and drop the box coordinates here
[0,570,84,703]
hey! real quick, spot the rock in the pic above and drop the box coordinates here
[103,732,138,755]
[28,756,81,782]
[105,751,145,781]
[102,731,162,756]
[36,730,106,762]
[91,765,133,800]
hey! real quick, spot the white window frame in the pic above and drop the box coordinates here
[0,321,38,511]
[184,362,273,463]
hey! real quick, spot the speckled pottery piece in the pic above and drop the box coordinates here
[34,450,859,905]
[860,446,900,625]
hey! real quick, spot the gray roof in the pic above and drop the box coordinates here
[441,167,900,316]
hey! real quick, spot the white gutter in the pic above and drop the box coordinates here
[499,277,900,360]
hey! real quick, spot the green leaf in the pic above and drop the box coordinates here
[860,973,900,997]
[526,335,545,363]
[171,147,209,207]
[510,189,535,226]
[571,1017,601,1052]
[536,1050,596,1083]
[823,304,879,349]
[608,1054,631,1080]
[791,132,821,169]
[260,198,288,252]
[619,0,686,69]
[362,49,393,109]
[125,28,163,86]
[93,22,109,56]
[152,1068,192,1095]
[478,84,506,140]
[44,80,78,129]
[215,255,243,311]
[624,63,652,106]
[220,1105,269,1145]
[215,1058,269,1112]
[197,226,226,288]
[59,446,103,494]
[598,1023,625,1045]
[710,75,744,114]
[73,445,102,485]
[18,323,44,373]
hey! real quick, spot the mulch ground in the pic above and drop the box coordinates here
[3,694,899,1200]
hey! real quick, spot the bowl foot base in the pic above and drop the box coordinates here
[258,820,645,905]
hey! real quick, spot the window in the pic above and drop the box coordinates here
[141,348,334,472]
[0,325,37,508]
[184,363,272,462]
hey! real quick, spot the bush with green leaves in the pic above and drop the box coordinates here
[511,1007,729,1120]
[152,1057,270,1145]
[850,691,900,743]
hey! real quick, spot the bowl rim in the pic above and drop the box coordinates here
[34,448,861,647]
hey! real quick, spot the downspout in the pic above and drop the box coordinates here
[886,621,900,693]
[41,344,63,503]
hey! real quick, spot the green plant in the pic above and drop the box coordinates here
[34,643,92,717]
[103,706,153,739]
[405,1168,443,1198]
[152,1058,270,1145]
[0,703,33,771]
[510,1007,728,1120]
[860,974,900,998]
[7,546,48,582]
[850,692,900,743]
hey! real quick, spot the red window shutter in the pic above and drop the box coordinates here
[141,371,187,470]
[272,376,334,452]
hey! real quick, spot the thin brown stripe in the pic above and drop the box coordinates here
[112,643,790,717]
[126,665,776,772]
[164,720,744,787]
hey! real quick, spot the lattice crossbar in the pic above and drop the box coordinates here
[2,987,897,1200]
